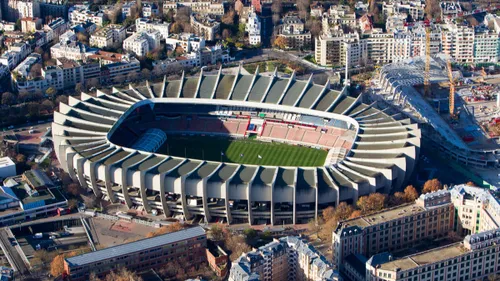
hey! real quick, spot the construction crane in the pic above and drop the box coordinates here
[424,21,431,97]
[445,56,456,118]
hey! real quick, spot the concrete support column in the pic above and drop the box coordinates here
[159,174,171,217]
[139,172,152,213]
[201,180,212,223]
[247,184,253,226]
[104,166,117,203]
[88,162,103,197]
[179,178,192,220]
[120,168,133,208]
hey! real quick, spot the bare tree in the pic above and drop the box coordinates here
[175,7,191,24]
[29,63,42,78]
[297,0,311,19]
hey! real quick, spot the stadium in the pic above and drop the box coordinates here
[52,68,421,225]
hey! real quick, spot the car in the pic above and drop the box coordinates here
[7,125,14,129]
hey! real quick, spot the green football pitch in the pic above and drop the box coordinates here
[159,135,328,167]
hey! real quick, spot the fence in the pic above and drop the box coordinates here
[80,209,161,228]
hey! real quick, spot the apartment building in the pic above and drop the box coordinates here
[43,17,68,42]
[51,31,96,60]
[39,0,68,20]
[68,5,105,26]
[363,30,394,64]
[6,0,40,21]
[135,18,170,39]
[122,1,137,19]
[409,23,441,57]
[0,41,30,69]
[64,227,207,281]
[190,13,220,41]
[0,170,67,227]
[142,2,159,17]
[165,33,206,52]
[324,5,356,28]
[382,0,425,21]
[88,51,140,83]
[473,26,500,63]
[163,1,225,16]
[229,236,342,281]
[21,17,42,33]
[341,185,500,281]
[441,23,474,63]
[246,8,261,46]
[89,24,126,49]
[333,190,454,268]
[278,15,311,50]
[123,30,161,56]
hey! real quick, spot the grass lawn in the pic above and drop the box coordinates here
[160,135,328,166]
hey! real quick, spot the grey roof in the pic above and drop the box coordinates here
[298,84,323,108]
[198,75,217,99]
[248,76,271,102]
[264,78,289,104]
[281,81,307,106]
[65,226,205,267]
[314,90,340,112]
[215,75,235,99]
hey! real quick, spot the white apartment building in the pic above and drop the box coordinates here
[123,30,161,56]
[0,42,30,69]
[68,5,105,26]
[442,23,474,63]
[382,0,425,21]
[386,14,406,33]
[392,31,412,63]
[363,30,394,65]
[135,18,170,39]
[190,14,220,41]
[163,1,225,16]
[142,2,159,17]
[12,53,63,92]
[8,0,41,20]
[324,5,356,29]
[43,17,68,43]
[473,26,499,63]
[164,33,205,52]
[246,8,261,46]
[90,24,126,48]
[409,24,441,57]
[51,31,96,61]
[87,51,140,83]
[122,1,137,19]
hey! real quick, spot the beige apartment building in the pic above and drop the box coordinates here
[190,13,220,41]
[341,185,500,281]
[89,24,126,49]
[229,237,341,281]
[333,190,454,268]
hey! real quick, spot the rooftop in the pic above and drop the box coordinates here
[379,243,466,271]
[340,203,426,229]
[65,226,205,267]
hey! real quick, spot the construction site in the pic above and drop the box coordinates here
[374,53,500,169]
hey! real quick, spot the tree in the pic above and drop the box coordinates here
[1,92,16,105]
[243,228,257,239]
[357,193,387,214]
[222,9,237,25]
[404,185,419,202]
[50,254,65,277]
[146,222,185,238]
[55,95,68,106]
[209,224,225,241]
[349,210,362,219]
[222,29,232,40]
[272,13,280,25]
[170,22,182,34]
[46,87,57,100]
[66,183,80,196]
[306,19,322,39]
[389,192,406,206]
[273,36,288,49]
[108,4,123,24]
[271,0,283,15]
[41,100,54,112]
[87,78,101,89]
[141,68,151,80]
[68,199,78,210]
[34,47,44,55]
[297,0,311,19]
[175,7,191,24]
[76,32,89,45]
[225,234,251,261]
[75,83,83,94]
[334,202,355,220]
[322,206,335,222]
[29,63,42,78]
[425,0,441,20]
[422,179,443,194]
[103,267,143,281]
[16,154,26,163]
